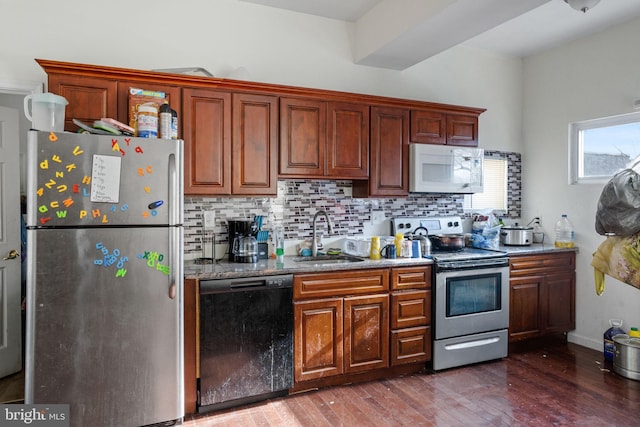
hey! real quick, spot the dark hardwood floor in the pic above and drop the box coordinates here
[184,337,640,426]
[3,337,638,425]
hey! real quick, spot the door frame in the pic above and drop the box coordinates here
[0,79,42,380]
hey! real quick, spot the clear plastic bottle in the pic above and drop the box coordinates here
[554,214,575,248]
[274,226,285,263]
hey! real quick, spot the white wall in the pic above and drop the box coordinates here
[0,0,523,154]
[522,17,640,350]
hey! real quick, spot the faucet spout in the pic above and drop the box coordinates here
[311,210,333,257]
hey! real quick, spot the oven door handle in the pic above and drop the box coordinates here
[444,336,500,350]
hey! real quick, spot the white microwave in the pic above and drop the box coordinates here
[409,143,484,194]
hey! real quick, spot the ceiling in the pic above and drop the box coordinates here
[240,0,640,69]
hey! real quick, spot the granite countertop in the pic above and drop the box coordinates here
[497,243,579,256]
[184,256,433,280]
[184,244,578,280]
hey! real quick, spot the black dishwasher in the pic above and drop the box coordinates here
[198,274,293,413]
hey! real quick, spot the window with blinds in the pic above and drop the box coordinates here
[464,158,508,211]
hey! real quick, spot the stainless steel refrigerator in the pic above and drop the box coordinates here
[24,130,184,426]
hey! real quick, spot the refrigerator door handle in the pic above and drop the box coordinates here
[169,224,182,300]
[169,153,177,226]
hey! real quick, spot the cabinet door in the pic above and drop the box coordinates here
[410,110,445,144]
[232,93,278,195]
[279,97,326,177]
[446,114,478,146]
[116,81,182,137]
[541,271,576,335]
[47,74,117,132]
[509,275,543,342]
[344,294,389,374]
[294,298,344,382]
[327,102,369,178]
[360,106,409,197]
[182,88,231,195]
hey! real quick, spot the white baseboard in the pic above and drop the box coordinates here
[567,332,601,352]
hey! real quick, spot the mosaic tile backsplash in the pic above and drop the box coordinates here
[183,150,521,258]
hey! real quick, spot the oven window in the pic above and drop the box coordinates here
[446,273,502,317]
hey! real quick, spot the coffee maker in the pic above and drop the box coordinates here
[228,219,258,263]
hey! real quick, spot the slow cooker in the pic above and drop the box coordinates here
[500,226,533,246]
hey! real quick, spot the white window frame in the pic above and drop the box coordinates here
[569,111,640,185]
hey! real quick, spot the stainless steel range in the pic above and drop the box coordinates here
[391,216,510,371]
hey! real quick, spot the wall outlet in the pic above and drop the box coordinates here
[203,210,216,230]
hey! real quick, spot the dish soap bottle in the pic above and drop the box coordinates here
[554,214,575,248]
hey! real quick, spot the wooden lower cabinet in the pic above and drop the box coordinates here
[390,266,432,365]
[294,298,344,382]
[293,265,431,389]
[344,294,389,373]
[509,252,576,342]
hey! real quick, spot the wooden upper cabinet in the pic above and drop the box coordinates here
[410,110,445,144]
[47,74,117,132]
[447,114,479,146]
[355,106,409,197]
[410,109,479,146]
[38,60,486,194]
[279,97,326,177]
[182,88,232,195]
[327,102,369,178]
[232,93,278,195]
[279,98,369,179]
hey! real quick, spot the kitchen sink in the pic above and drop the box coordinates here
[292,254,365,265]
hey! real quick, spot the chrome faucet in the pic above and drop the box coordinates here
[311,210,333,257]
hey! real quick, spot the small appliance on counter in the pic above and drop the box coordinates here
[228,219,258,263]
[500,226,533,246]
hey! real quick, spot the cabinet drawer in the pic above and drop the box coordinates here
[391,290,431,329]
[391,266,432,291]
[294,269,389,300]
[391,326,431,365]
[510,252,575,276]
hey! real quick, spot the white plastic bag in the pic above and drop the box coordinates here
[470,211,501,249]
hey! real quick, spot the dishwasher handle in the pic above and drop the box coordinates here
[200,274,293,294]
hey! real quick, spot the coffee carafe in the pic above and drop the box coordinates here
[232,235,258,263]
[228,219,258,263]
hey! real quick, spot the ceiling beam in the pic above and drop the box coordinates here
[354,0,550,70]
